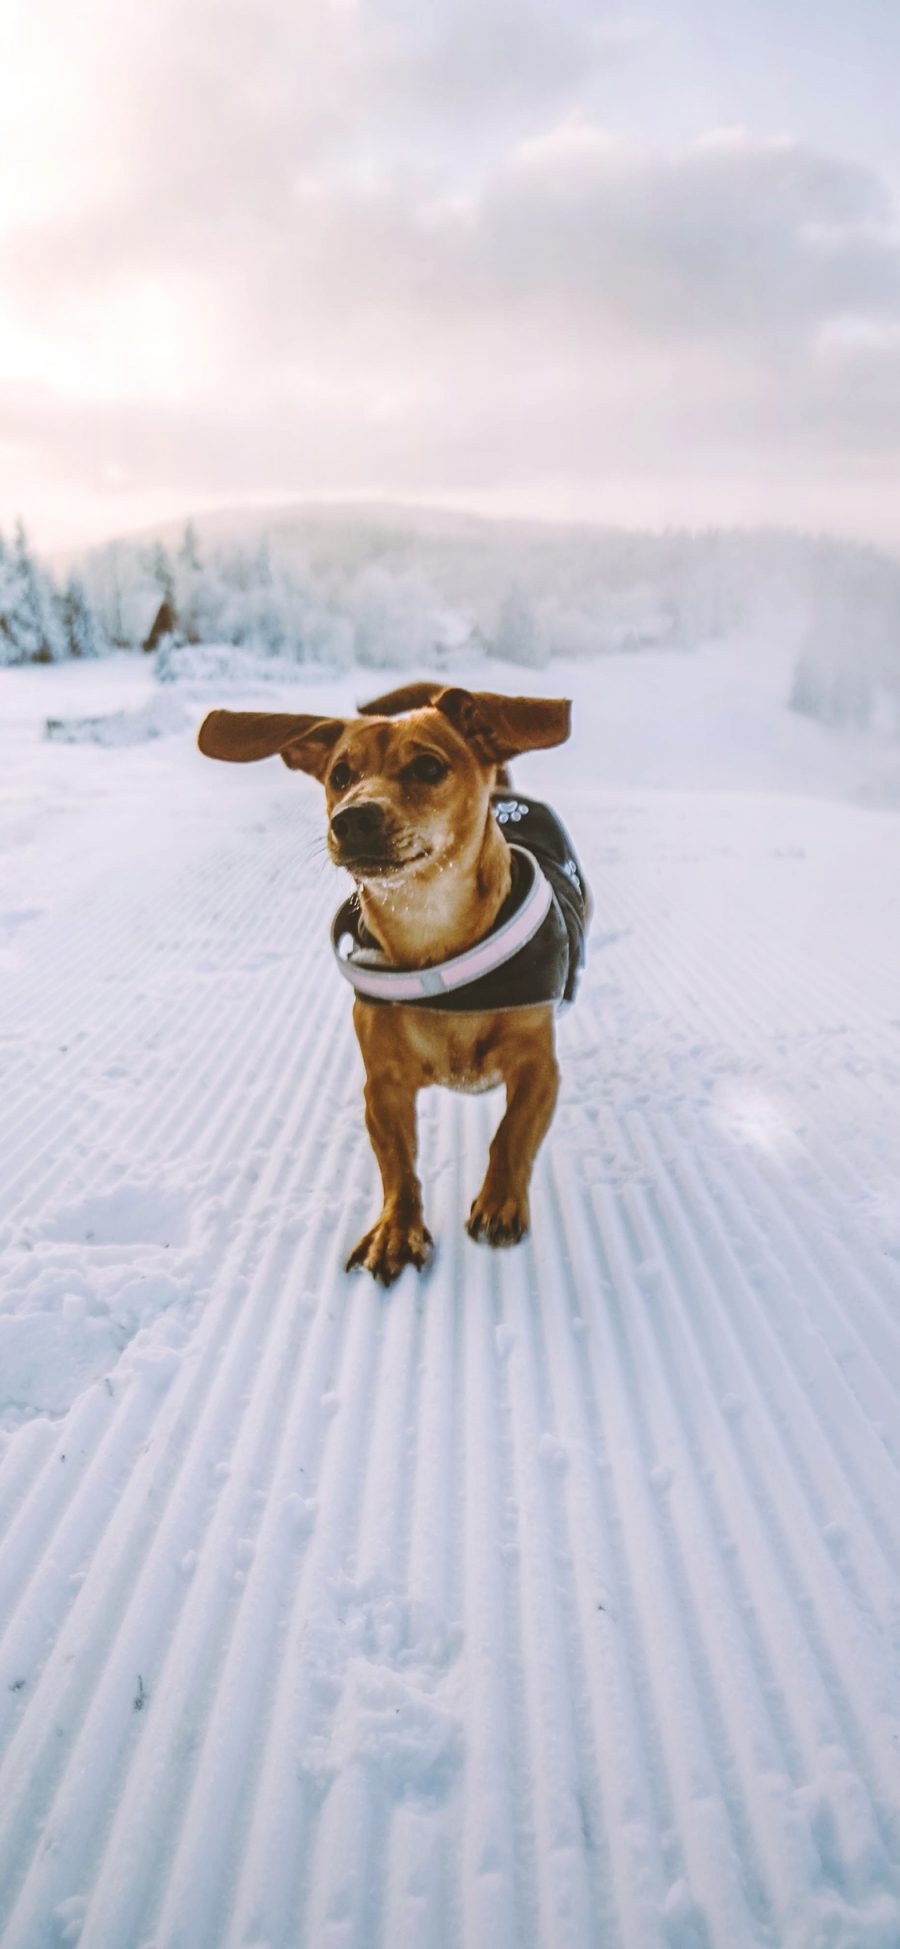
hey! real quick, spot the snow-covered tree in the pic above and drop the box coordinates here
[21,511,899,704]
[492,585,546,667]
[0,523,67,664]
[788,652,828,721]
[179,521,201,573]
[61,572,105,658]
[174,523,205,643]
[0,531,20,666]
[787,543,900,733]
[141,541,176,604]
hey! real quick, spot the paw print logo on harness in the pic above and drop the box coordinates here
[493,798,530,825]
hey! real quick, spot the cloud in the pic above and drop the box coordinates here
[1,0,900,545]
[483,125,900,336]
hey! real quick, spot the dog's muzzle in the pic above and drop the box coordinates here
[330,801,386,850]
[329,800,397,871]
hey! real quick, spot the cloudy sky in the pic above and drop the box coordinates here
[2,0,900,549]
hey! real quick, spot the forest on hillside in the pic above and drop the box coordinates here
[2,512,900,737]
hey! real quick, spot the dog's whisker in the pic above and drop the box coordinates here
[302,837,332,864]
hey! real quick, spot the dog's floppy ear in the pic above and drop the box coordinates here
[279,720,346,778]
[357,680,443,717]
[197,709,345,779]
[435,688,571,763]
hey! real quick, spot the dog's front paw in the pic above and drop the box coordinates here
[467,1187,530,1248]
[346,1214,434,1287]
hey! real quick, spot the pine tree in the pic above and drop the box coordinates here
[254,536,273,588]
[179,522,201,573]
[61,572,104,658]
[788,652,826,719]
[175,523,204,643]
[141,541,176,604]
[2,523,68,664]
[0,528,19,666]
[493,584,545,667]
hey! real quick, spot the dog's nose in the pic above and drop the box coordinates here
[331,802,386,848]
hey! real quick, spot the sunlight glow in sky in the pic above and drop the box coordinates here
[2,0,899,549]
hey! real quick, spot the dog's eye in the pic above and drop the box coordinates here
[330,761,352,792]
[408,753,447,785]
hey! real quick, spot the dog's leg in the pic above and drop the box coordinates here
[347,1074,432,1284]
[347,1006,432,1286]
[468,1017,559,1247]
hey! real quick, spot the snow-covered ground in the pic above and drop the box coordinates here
[1,640,899,1948]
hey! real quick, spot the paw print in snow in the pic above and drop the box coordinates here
[494,799,530,825]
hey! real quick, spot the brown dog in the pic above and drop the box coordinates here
[198,681,576,1285]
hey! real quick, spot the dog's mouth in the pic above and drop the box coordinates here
[342,848,429,880]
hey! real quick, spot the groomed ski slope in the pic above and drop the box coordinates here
[1,652,899,1949]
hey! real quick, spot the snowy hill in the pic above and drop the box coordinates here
[73,503,900,738]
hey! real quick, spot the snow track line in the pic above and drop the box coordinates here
[0,1081,368,1942]
[584,905,900,1400]
[0,935,263,1235]
[576,897,900,1366]
[0,834,318,1231]
[666,1109,900,1533]
[297,1164,441,1949]
[458,1110,537,1949]
[329,1152,438,1946]
[621,1116,900,1862]
[468,1122,549,1949]
[501,1196,619,1949]
[599,1180,810,1936]
[0,1417,58,1553]
[605,1162,892,1931]
[379,1104,465,1949]
[631,1109,900,1591]
[714,1123,900,1383]
[596,859,900,1133]
[540,1164,678,1949]
[0,822,264,1161]
[72,1144,374,1949]
[208,1197,393,1949]
[0,1006,363,1928]
[583,1186,774,1946]
[550,1167,750,1948]
[230,1111,452,1949]
[6,815,321,1165]
[0,966,356,1699]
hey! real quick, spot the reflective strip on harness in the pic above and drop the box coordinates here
[332,845,554,1004]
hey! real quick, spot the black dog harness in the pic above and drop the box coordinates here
[331,794,591,1013]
